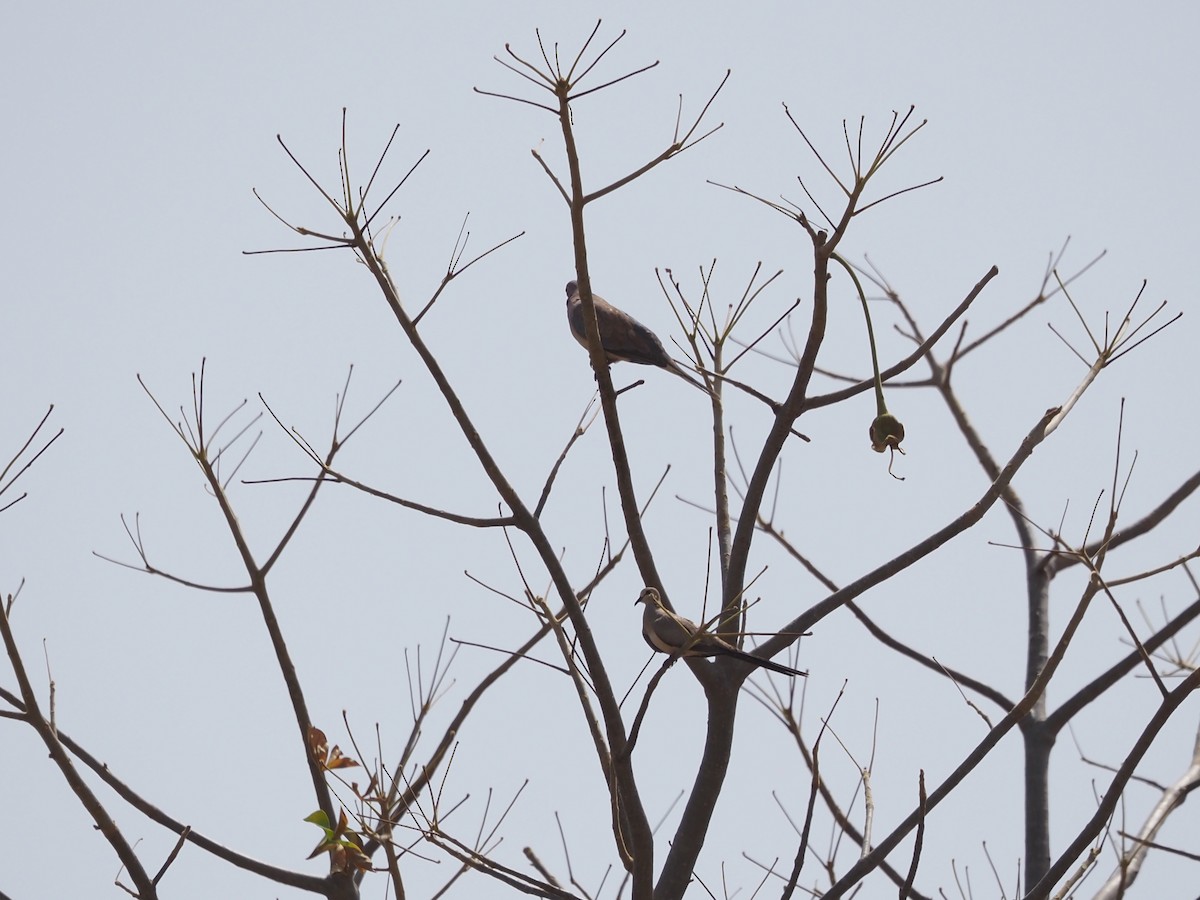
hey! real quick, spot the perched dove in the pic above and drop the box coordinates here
[565,280,706,390]
[636,587,806,677]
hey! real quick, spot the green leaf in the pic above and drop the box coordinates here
[304,810,331,829]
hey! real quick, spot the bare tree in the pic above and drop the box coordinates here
[3,24,1197,900]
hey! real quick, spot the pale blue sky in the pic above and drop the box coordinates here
[3,3,1199,898]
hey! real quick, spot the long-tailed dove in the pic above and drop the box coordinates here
[636,587,806,677]
[565,280,706,390]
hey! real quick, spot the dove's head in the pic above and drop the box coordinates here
[565,280,578,299]
[636,587,661,607]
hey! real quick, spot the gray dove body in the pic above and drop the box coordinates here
[636,587,806,677]
[565,281,706,390]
